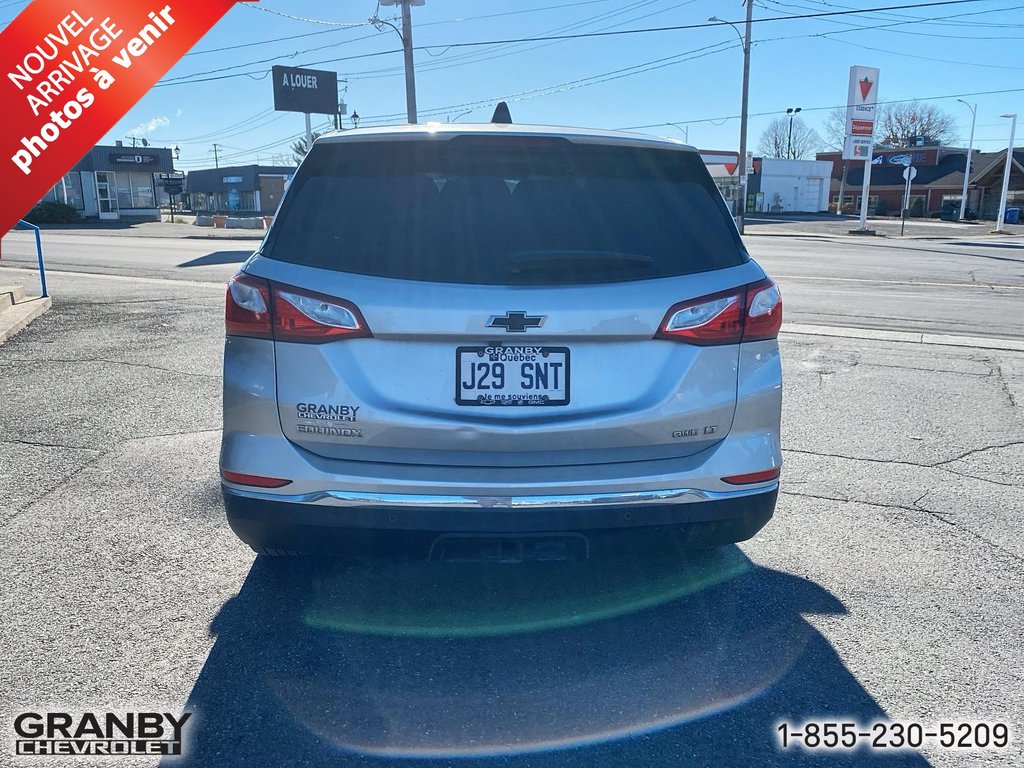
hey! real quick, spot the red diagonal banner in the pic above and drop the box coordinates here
[0,0,256,236]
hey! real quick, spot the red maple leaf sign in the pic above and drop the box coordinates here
[859,77,874,101]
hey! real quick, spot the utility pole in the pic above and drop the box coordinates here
[212,143,220,169]
[708,3,753,234]
[379,0,422,124]
[738,0,752,233]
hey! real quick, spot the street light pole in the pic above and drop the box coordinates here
[956,99,976,221]
[709,3,753,234]
[786,107,801,159]
[995,113,1017,233]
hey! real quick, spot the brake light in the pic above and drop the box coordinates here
[225,274,271,339]
[721,468,781,485]
[225,274,371,343]
[221,470,292,488]
[656,278,782,345]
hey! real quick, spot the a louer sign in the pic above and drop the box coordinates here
[271,65,338,116]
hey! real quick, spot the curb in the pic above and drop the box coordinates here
[782,322,1024,352]
[0,296,52,344]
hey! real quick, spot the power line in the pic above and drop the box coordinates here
[406,0,994,49]
[350,38,739,125]
[762,0,1024,29]
[758,0,1024,40]
[816,33,1024,71]
[178,82,1024,169]
[149,0,995,89]
[241,6,379,27]
[343,0,693,82]
[614,86,1024,132]
[168,0,674,85]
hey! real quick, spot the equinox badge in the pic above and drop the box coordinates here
[487,311,546,333]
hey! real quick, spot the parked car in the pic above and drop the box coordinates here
[220,118,783,559]
[940,203,977,221]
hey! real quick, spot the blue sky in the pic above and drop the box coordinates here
[3,0,1022,169]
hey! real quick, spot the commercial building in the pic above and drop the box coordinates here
[185,165,294,216]
[747,158,832,213]
[40,143,176,222]
[817,144,1024,217]
[701,151,831,213]
[969,150,1024,218]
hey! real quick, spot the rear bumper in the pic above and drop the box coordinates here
[222,484,777,555]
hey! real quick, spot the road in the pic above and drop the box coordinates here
[0,229,1021,767]
[3,229,1023,341]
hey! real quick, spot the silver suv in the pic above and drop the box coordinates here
[220,122,782,558]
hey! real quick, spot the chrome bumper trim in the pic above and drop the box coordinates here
[222,482,778,509]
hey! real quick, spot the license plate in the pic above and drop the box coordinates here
[456,346,570,406]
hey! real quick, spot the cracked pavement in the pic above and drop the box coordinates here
[0,234,1022,767]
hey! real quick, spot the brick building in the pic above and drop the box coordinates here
[816,145,979,215]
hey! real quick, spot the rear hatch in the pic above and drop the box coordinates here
[246,132,763,468]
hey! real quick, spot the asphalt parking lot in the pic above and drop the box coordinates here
[0,228,1021,767]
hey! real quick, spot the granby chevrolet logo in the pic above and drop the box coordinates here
[13,711,191,756]
[859,76,874,101]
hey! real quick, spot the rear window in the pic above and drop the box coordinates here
[262,135,747,285]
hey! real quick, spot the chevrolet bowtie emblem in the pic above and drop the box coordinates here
[487,311,545,333]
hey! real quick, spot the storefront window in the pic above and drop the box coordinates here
[49,173,85,209]
[130,172,156,208]
[116,175,133,209]
[215,191,256,211]
[110,171,157,208]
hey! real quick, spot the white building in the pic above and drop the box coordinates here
[753,158,832,213]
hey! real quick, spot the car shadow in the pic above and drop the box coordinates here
[177,250,253,268]
[167,546,930,767]
[949,240,1023,250]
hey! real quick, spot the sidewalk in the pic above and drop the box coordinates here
[4,218,266,241]
[6,213,1022,242]
[745,213,1022,239]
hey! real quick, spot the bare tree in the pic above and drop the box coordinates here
[291,132,322,164]
[822,107,847,152]
[757,117,823,159]
[822,101,958,150]
[876,101,957,147]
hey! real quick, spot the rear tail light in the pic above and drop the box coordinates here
[656,278,782,345]
[225,274,272,339]
[221,470,293,488]
[225,274,371,343]
[743,279,783,342]
[721,468,781,485]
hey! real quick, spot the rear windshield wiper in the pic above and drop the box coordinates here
[507,250,655,271]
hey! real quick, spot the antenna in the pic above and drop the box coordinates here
[491,102,512,125]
